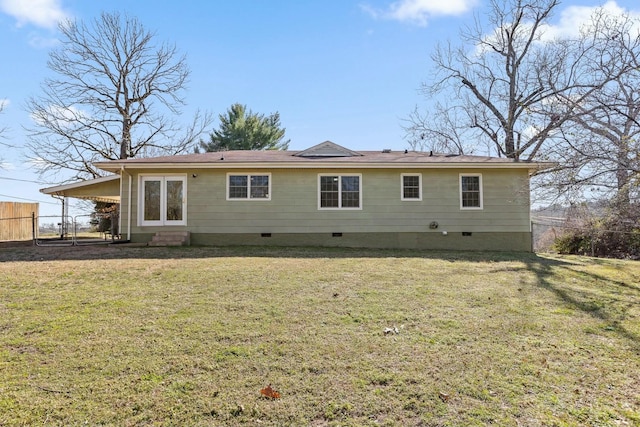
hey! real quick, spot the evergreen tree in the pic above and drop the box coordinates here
[200,103,289,152]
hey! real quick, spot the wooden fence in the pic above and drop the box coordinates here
[0,202,39,241]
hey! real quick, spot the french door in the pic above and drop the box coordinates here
[139,175,187,226]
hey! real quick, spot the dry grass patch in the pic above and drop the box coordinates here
[0,245,639,426]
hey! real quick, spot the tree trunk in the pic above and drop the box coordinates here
[120,118,131,160]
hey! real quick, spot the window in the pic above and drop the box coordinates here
[139,175,187,226]
[319,174,361,209]
[401,173,422,201]
[460,174,483,209]
[227,173,271,200]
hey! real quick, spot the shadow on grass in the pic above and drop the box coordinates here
[525,255,640,351]
[4,243,638,347]
[0,243,543,263]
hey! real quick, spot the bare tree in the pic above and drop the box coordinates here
[403,104,468,154]
[409,0,633,160]
[536,9,640,206]
[0,99,8,144]
[26,12,212,181]
[0,101,5,168]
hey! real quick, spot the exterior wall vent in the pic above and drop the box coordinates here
[332,232,343,237]
[261,233,272,237]
[462,232,472,236]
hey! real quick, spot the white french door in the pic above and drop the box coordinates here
[139,175,187,226]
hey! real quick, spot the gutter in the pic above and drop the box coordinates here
[94,161,557,173]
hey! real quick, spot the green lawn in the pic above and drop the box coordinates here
[0,245,639,426]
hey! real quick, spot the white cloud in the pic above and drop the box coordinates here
[362,0,478,26]
[0,0,68,29]
[0,162,16,170]
[25,157,48,171]
[475,1,640,56]
[28,32,59,48]
[541,1,640,40]
[30,104,88,130]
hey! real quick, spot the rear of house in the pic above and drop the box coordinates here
[88,142,545,251]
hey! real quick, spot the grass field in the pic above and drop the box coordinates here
[0,245,639,426]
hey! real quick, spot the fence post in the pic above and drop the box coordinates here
[31,212,36,246]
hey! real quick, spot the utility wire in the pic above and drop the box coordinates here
[0,176,47,184]
[0,193,60,205]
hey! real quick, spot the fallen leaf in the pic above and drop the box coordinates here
[260,384,281,399]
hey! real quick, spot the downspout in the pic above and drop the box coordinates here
[128,170,132,241]
[120,165,132,241]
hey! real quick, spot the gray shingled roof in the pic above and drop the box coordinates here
[93,142,552,173]
[95,149,535,166]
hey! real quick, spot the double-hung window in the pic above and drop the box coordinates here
[227,173,271,200]
[318,174,361,209]
[139,175,187,226]
[460,174,483,209]
[401,173,422,201]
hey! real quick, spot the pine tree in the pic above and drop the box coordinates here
[200,103,289,152]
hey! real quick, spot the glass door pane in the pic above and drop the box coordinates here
[144,180,161,221]
[166,180,184,221]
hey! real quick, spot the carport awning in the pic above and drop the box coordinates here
[40,175,121,203]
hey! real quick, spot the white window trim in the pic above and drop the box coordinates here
[317,173,363,210]
[459,173,483,210]
[401,173,422,201]
[138,174,187,226]
[226,173,272,201]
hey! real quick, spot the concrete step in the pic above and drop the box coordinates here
[149,239,187,247]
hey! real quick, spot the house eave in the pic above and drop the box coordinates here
[94,161,555,173]
[40,175,121,203]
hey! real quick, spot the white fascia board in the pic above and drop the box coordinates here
[96,161,554,172]
[39,174,120,194]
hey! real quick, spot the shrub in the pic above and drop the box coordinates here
[553,204,640,259]
[553,231,592,255]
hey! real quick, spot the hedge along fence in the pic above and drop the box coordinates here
[0,202,39,241]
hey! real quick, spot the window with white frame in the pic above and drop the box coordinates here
[401,173,422,201]
[460,174,483,209]
[319,174,361,209]
[227,173,271,200]
[139,175,187,226]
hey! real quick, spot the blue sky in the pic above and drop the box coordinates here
[1,0,639,217]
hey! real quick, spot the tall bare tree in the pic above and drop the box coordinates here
[542,10,640,205]
[409,0,633,161]
[26,12,211,181]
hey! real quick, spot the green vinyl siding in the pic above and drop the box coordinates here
[125,167,531,236]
